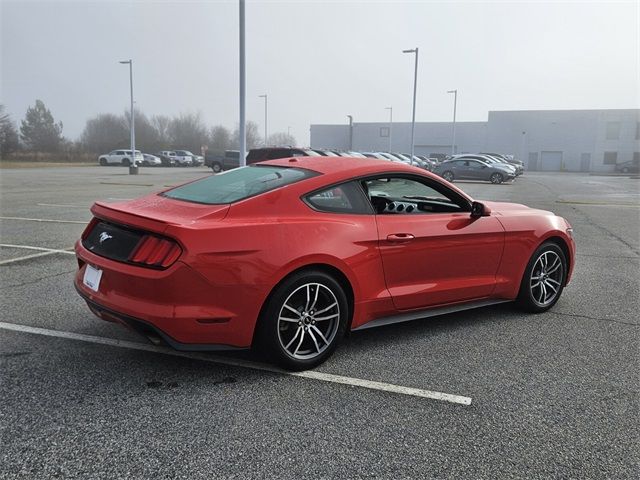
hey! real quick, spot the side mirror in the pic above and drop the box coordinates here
[470,201,491,218]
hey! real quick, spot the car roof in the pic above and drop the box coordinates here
[258,156,473,194]
[235,156,473,207]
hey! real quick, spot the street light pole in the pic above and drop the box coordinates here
[385,106,393,152]
[119,59,137,174]
[347,115,353,151]
[402,48,418,165]
[239,0,246,166]
[259,94,268,146]
[447,89,457,155]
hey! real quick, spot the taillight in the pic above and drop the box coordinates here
[81,217,99,240]
[128,235,182,268]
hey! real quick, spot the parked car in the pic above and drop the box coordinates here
[160,150,193,167]
[191,154,205,167]
[141,153,162,166]
[476,153,524,175]
[173,150,195,167]
[614,159,640,173]
[362,152,393,161]
[480,152,523,166]
[98,150,144,166]
[435,158,516,184]
[205,150,240,172]
[75,157,575,370]
[429,153,448,164]
[453,154,520,176]
[157,151,177,167]
[416,155,436,172]
[206,148,326,172]
[246,147,320,164]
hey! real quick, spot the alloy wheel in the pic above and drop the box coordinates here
[530,250,564,307]
[277,283,340,360]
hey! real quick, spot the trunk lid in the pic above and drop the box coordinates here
[91,193,229,232]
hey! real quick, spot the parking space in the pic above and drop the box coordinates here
[1,166,638,478]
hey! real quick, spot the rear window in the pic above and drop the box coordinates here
[162,165,318,204]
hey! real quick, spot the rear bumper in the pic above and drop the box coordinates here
[75,285,243,351]
[74,240,263,349]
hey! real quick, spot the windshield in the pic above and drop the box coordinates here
[162,165,317,204]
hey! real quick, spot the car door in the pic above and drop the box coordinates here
[114,150,126,164]
[366,174,505,310]
[445,160,464,178]
[466,160,488,180]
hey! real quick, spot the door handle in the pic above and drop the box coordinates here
[387,233,415,242]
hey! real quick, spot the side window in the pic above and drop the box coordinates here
[363,176,468,214]
[305,182,372,214]
[116,151,125,155]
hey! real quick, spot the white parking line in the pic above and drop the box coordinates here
[0,321,472,406]
[0,244,76,254]
[0,244,75,265]
[0,251,60,265]
[0,216,87,224]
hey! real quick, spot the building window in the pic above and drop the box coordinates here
[603,152,617,165]
[605,122,620,140]
[379,127,390,138]
[636,123,640,140]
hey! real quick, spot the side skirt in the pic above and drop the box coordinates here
[352,298,512,331]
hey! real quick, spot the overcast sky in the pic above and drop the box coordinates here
[2,0,638,145]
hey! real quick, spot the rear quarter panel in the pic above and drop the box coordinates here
[166,187,394,334]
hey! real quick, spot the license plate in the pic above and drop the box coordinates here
[83,264,103,292]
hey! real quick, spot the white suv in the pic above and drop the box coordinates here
[98,150,144,166]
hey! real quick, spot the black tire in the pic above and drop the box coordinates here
[490,172,504,184]
[517,241,567,313]
[442,171,454,182]
[257,270,349,371]
[122,158,131,166]
[99,158,107,166]
[211,162,223,173]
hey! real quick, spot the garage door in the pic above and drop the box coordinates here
[540,151,563,171]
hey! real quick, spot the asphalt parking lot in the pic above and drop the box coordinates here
[1,165,638,479]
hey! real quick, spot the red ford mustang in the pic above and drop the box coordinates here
[74,157,575,370]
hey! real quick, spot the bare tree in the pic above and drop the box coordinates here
[267,132,296,147]
[123,109,161,152]
[81,113,128,153]
[209,125,231,153]
[231,121,262,150]
[151,115,171,148]
[0,105,20,158]
[168,112,209,152]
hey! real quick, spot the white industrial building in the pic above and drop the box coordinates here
[310,109,640,172]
